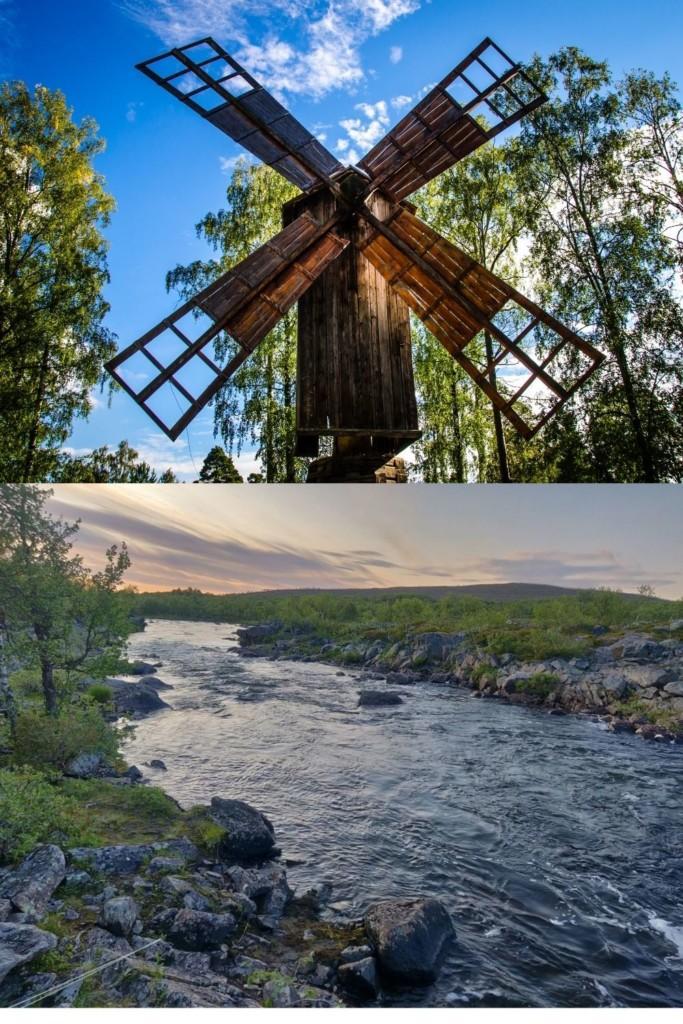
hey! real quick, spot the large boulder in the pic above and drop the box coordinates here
[410,633,466,664]
[209,798,276,863]
[99,896,139,938]
[663,680,683,697]
[621,665,678,689]
[65,752,114,779]
[237,623,281,646]
[364,897,455,984]
[0,923,57,984]
[226,863,291,924]
[128,661,157,675]
[358,690,404,707]
[107,679,170,717]
[167,908,237,951]
[610,635,667,662]
[0,845,66,922]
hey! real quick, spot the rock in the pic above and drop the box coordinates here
[609,635,667,662]
[148,759,168,770]
[364,897,455,984]
[227,863,291,921]
[592,625,608,636]
[100,896,139,938]
[0,900,11,923]
[0,923,57,984]
[358,690,404,707]
[209,798,277,863]
[663,680,683,697]
[129,661,157,675]
[340,944,373,964]
[296,881,333,912]
[338,956,379,1000]
[138,676,174,691]
[622,665,678,689]
[0,845,66,922]
[65,752,113,779]
[107,678,170,717]
[183,891,211,912]
[262,979,300,1007]
[69,838,197,877]
[77,927,133,984]
[149,856,185,874]
[160,875,193,898]
[670,619,683,631]
[168,909,237,951]
[238,623,281,646]
[125,765,143,782]
[64,870,92,889]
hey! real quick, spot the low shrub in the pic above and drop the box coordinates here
[0,767,91,863]
[515,672,561,699]
[12,705,121,774]
[85,683,113,706]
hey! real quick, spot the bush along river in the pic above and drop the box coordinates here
[2,616,683,1009]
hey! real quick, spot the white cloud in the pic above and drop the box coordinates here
[389,45,402,63]
[123,0,421,99]
[219,154,255,174]
[126,101,143,123]
[391,93,412,109]
[335,97,390,161]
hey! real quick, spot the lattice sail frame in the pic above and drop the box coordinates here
[106,34,605,443]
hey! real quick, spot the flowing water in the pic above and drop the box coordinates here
[123,619,683,1008]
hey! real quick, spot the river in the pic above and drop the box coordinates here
[123,619,683,1008]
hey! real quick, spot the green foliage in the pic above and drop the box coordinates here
[85,682,113,705]
[617,695,683,734]
[0,82,116,482]
[198,446,243,483]
[51,442,177,483]
[514,672,561,699]
[131,586,683,663]
[472,664,498,683]
[62,778,185,846]
[0,767,90,863]
[188,815,226,857]
[12,705,121,773]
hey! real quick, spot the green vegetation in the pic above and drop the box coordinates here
[12,706,121,774]
[472,664,498,684]
[131,586,682,663]
[198,446,244,483]
[0,767,92,861]
[514,673,561,699]
[617,696,683,735]
[85,682,113,706]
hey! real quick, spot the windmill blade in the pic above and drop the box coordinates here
[106,212,349,440]
[357,205,605,438]
[138,37,344,192]
[358,38,546,202]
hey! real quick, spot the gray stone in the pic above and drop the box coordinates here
[65,752,112,779]
[100,896,139,938]
[168,909,237,951]
[622,665,678,689]
[340,944,373,964]
[262,979,300,1007]
[663,680,683,697]
[129,661,158,675]
[149,759,168,770]
[358,690,404,707]
[125,765,143,782]
[69,838,197,877]
[365,897,455,984]
[610,635,667,662]
[0,922,58,984]
[160,875,193,898]
[338,956,379,1000]
[0,899,12,923]
[107,678,170,717]
[209,798,277,863]
[226,863,291,921]
[183,890,211,912]
[0,845,66,922]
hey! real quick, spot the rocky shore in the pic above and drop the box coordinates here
[0,795,455,1008]
[236,619,683,743]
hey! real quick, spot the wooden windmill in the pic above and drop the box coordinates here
[106,36,604,481]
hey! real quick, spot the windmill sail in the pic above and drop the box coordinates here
[359,38,546,202]
[138,37,344,191]
[106,212,348,439]
[358,206,604,437]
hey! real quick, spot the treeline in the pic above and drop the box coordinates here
[131,586,683,644]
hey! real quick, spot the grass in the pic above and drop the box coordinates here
[514,672,561,699]
[617,696,683,734]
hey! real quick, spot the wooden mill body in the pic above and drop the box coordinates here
[282,177,421,476]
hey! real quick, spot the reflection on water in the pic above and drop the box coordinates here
[124,620,683,1008]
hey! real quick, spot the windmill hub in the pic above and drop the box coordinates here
[106,35,605,482]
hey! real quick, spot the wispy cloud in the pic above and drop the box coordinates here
[335,97,390,163]
[389,45,402,63]
[122,0,421,99]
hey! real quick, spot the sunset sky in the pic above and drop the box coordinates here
[46,485,683,598]
[5,0,682,477]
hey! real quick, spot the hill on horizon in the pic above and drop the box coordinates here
[155,582,665,603]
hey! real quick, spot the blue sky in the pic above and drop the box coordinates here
[48,483,683,597]
[5,0,683,480]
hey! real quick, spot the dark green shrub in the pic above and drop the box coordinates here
[12,705,121,773]
[515,672,560,699]
[85,683,113,706]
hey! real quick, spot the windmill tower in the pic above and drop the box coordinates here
[106,36,604,482]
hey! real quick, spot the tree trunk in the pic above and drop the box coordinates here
[611,338,657,482]
[22,338,51,483]
[450,375,466,482]
[484,331,511,482]
[0,612,17,736]
[41,657,59,716]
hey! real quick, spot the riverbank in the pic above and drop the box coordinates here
[234,618,683,743]
[0,774,454,1008]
